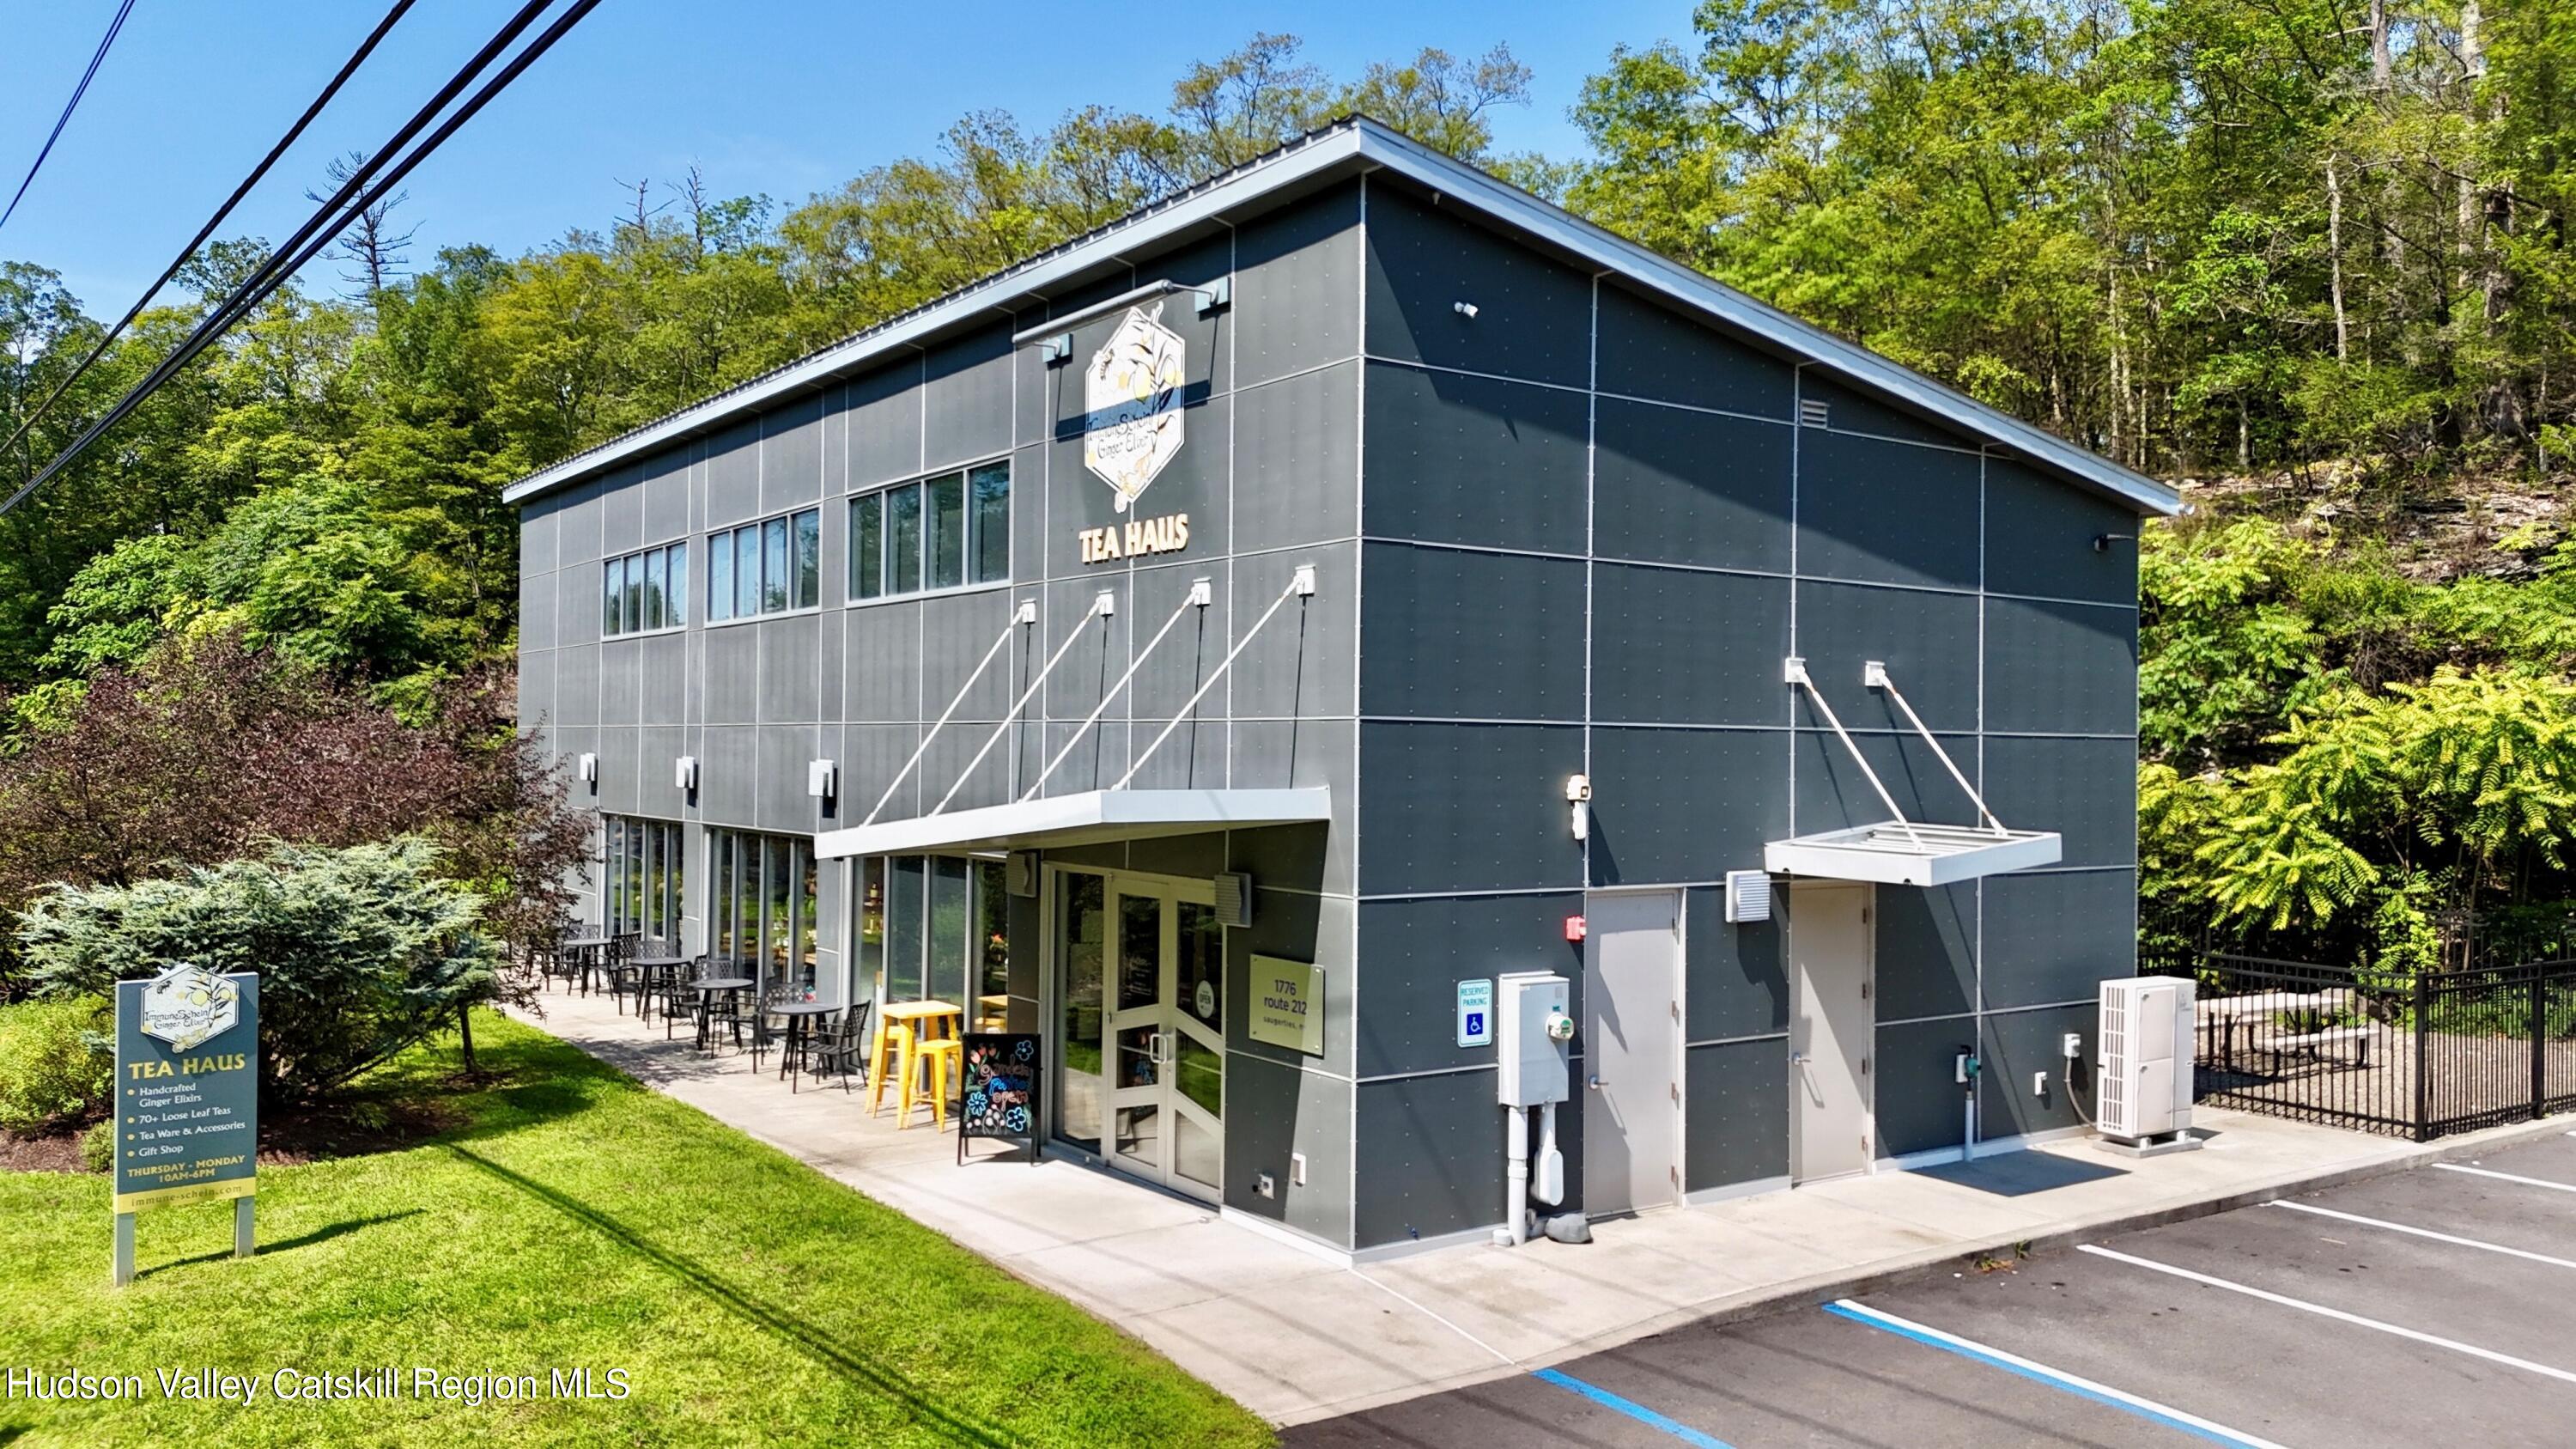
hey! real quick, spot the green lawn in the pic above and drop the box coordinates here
[0,1012,1271,1447]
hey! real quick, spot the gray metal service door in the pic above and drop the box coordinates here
[1583,891,1683,1217]
[1790,882,1875,1183]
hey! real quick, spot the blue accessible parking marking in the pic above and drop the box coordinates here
[1530,1367,1737,1448]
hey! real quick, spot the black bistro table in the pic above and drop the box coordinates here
[629,953,689,1023]
[562,935,610,995]
[769,1002,840,1090]
[687,977,756,1054]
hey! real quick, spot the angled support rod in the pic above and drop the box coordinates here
[1115,565,1315,790]
[1024,577,1212,802]
[932,590,1116,817]
[1864,661,2006,837]
[1784,656,1923,849]
[862,600,1036,826]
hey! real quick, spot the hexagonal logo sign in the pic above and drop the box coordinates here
[1083,303,1187,512]
[138,963,240,1053]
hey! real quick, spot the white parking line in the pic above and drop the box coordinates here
[2268,1200,2576,1270]
[2079,1244,2576,1385]
[2433,1162,2576,1195]
[1823,1300,2293,1449]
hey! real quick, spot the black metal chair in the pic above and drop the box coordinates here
[658,956,704,1040]
[808,1002,872,1094]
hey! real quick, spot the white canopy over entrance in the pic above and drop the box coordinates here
[1765,657,2063,888]
[813,787,1330,860]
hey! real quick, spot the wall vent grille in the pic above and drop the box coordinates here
[1798,398,1832,428]
[1723,868,1773,922]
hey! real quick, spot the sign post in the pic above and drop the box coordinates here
[112,965,258,1286]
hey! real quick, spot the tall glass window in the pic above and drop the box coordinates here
[969,462,1010,583]
[708,508,823,621]
[602,816,683,942]
[975,859,1009,1027]
[851,493,884,601]
[623,553,642,631]
[734,527,761,617]
[667,542,689,627]
[886,483,923,595]
[602,561,623,636]
[1059,873,1104,1149]
[887,856,926,1001]
[848,462,1009,604]
[641,548,666,631]
[926,472,965,591]
[706,828,820,999]
[761,517,789,612]
[793,508,821,609]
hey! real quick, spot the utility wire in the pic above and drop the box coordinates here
[0,0,137,234]
[3,0,603,518]
[0,0,418,472]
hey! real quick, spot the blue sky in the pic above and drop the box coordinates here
[0,0,1689,314]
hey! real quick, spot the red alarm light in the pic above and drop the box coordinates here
[1564,915,1587,942]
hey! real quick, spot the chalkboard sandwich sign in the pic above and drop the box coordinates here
[957,1032,1042,1166]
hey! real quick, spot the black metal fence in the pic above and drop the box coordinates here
[2178,952,2576,1141]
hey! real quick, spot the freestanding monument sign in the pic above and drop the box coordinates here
[112,964,258,1285]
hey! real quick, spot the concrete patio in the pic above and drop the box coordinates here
[511,985,2558,1426]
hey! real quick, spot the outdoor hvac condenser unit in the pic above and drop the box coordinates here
[2098,976,2195,1143]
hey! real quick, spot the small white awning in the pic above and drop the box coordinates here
[1767,656,2066,888]
[813,788,1331,861]
[1765,822,2062,888]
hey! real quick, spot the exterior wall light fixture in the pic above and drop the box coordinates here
[1453,301,1479,319]
[673,755,698,793]
[1564,772,1591,842]
[575,752,598,787]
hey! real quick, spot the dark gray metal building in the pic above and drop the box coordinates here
[508,118,2180,1261]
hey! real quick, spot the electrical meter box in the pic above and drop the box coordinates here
[1495,971,1573,1107]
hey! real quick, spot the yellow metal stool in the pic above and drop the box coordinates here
[867,1020,914,1117]
[902,1038,962,1130]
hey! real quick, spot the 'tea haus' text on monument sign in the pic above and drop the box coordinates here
[114,965,259,1215]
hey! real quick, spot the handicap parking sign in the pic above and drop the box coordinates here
[1456,979,1494,1049]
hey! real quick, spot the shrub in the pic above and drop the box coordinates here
[15,838,501,1103]
[0,994,113,1132]
[80,1119,112,1172]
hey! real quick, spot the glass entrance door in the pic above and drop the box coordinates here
[1062,872,1224,1201]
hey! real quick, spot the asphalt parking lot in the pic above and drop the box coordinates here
[1291,1129,2576,1448]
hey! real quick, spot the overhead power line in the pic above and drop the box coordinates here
[0,0,139,234]
[0,0,419,473]
[3,0,605,519]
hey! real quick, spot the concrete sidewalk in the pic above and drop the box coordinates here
[512,988,2561,1427]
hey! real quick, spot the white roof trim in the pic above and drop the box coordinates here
[811,787,1330,861]
[1765,822,2063,888]
[506,119,2178,518]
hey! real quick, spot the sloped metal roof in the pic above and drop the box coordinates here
[503,118,2178,517]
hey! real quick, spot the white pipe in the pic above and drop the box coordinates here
[1505,1105,1529,1246]
[1534,1102,1564,1207]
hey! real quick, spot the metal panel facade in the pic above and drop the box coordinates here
[518,162,2147,1255]
[1346,175,2142,1243]
[516,179,1370,1248]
